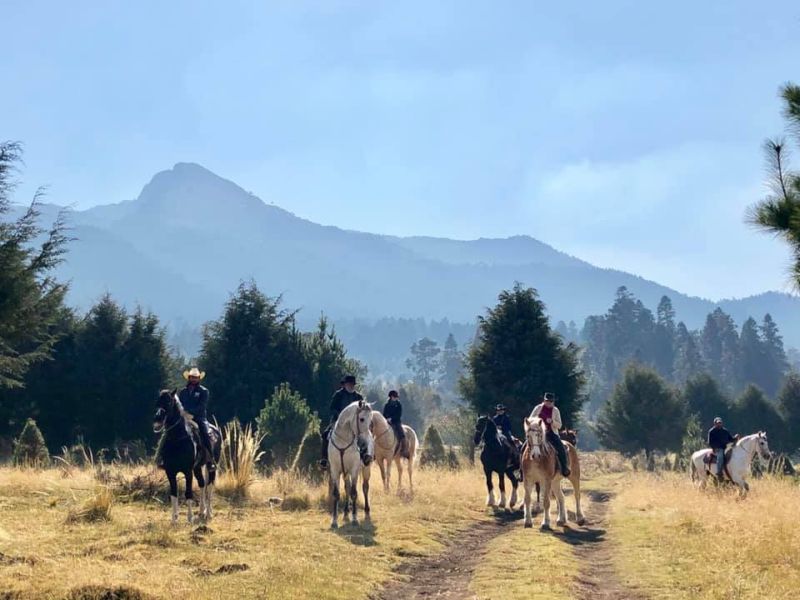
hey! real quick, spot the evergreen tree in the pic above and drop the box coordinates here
[739,317,768,393]
[200,281,311,424]
[12,418,50,467]
[73,295,129,448]
[673,322,704,384]
[761,314,788,397]
[678,415,705,470]
[747,83,800,288]
[461,283,585,435]
[256,383,317,468]
[596,364,686,460]
[420,424,447,467]
[0,142,70,390]
[653,296,676,379]
[440,333,463,393]
[777,373,800,452]
[396,383,429,433]
[406,337,441,387]
[302,316,363,420]
[682,373,732,430]
[731,385,786,450]
[701,309,740,393]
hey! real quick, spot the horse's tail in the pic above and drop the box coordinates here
[690,457,698,481]
[407,428,419,465]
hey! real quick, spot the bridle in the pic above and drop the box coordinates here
[153,394,185,436]
[330,403,373,471]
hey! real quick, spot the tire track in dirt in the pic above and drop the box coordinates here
[370,511,521,600]
[566,490,646,600]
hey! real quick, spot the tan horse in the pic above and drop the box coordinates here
[521,417,585,529]
[367,411,418,492]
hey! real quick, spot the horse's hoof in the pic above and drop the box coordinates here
[556,519,567,527]
[540,523,552,531]
[577,517,586,526]
[331,522,339,530]
[524,521,533,529]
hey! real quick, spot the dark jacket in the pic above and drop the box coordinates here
[493,413,512,439]
[383,399,402,423]
[708,426,735,450]
[179,384,209,421]
[329,388,363,423]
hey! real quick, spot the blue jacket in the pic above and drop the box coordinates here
[493,413,512,439]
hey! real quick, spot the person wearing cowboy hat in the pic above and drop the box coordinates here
[179,367,215,469]
[529,392,570,477]
[319,375,363,469]
[492,404,513,441]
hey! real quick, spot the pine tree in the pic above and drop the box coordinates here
[739,317,768,393]
[731,385,786,450]
[653,296,676,379]
[678,415,704,470]
[777,373,800,452]
[13,418,50,467]
[701,309,741,393]
[596,364,686,460]
[0,142,70,391]
[682,373,732,430]
[420,424,446,467]
[256,383,317,468]
[200,281,311,425]
[761,314,789,397]
[440,333,463,393]
[673,322,704,384]
[460,284,585,436]
[406,337,441,387]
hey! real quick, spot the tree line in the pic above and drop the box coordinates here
[579,287,790,416]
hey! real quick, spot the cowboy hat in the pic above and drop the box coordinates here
[543,392,556,402]
[183,367,206,380]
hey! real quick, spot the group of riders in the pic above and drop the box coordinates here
[160,368,740,481]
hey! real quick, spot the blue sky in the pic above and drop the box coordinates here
[2,1,799,300]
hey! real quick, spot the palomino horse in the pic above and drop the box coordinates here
[153,390,221,524]
[328,400,375,529]
[369,412,418,492]
[474,415,519,510]
[521,417,585,529]
[691,431,771,496]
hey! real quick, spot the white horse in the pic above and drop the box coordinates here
[369,412,418,492]
[328,400,375,529]
[691,431,772,496]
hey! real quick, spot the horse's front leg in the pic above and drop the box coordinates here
[498,471,507,509]
[407,455,414,493]
[396,458,404,493]
[378,458,389,492]
[535,481,542,513]
[362,468,371,518]
[329,475,340,529]
[194,465,206,520]
[540,479,552,530]
[349,472,359,525]
[485,467,495,506]
[523,474,534,528]
[570,474,586,525]
[554,480,567,526]
[185,470,195,524]
[167,472,179,525]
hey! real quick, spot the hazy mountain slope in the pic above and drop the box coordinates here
[11,162,800,347]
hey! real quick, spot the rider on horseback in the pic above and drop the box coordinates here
[708,417,737,482]
[179,367,216,470]
[383,390,409,458]
[530,392,570,477]
[493,403,521,474]
[319,375,363,469]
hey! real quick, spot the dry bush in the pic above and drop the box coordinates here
[66,486,113,523]
[63,585,155,600]
[216,419,265,501]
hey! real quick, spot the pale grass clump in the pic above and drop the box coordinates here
[66,485,114,523]
[580,451,632,477]
[216,419,265,501]
[612,472,800,599]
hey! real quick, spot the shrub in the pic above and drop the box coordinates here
[256,383,318,469]
[420,424,446,467]
[217,419,265,501]
[66,486,113,523]
[291,428,324,484]
[12,418,50,468]
[446,446,461,470]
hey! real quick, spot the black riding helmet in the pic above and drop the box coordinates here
[495,403,507,412]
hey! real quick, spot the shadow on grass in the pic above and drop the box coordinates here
[553,524,606,546]
[335,518,378,547]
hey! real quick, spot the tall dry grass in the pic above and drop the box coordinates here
[216,419,265,500]
[610,471,800,600]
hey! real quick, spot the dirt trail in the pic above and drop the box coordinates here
[566,490,646,600]
[371,489,645,600]
[370,511,520,599]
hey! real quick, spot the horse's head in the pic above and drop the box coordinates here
[561,429,578,446]
[755,431,771,461]
[474,415,490,446]
[355,400,375,465]
[153,389,177,433]
[525,417,546,458]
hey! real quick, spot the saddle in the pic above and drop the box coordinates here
[703,447,733,466]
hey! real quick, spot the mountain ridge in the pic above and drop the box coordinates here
[10,162,800,347]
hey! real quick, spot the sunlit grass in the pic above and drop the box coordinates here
[609,472,800,600]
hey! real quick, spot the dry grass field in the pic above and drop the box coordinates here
[1,454,797,599]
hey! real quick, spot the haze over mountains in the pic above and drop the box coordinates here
[19,163,800,350]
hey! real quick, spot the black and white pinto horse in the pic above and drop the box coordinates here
[153,389,221,524]
[474,415,519,510]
